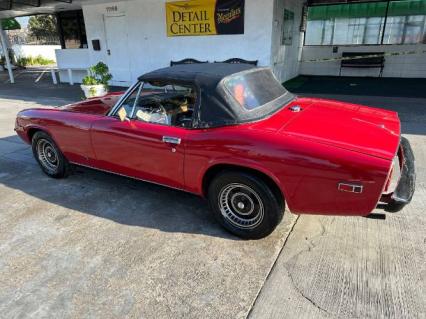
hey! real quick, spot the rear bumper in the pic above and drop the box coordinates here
[379,137,416,212]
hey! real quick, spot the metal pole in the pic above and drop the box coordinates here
[0,22,14,84]
[380,0,391,45]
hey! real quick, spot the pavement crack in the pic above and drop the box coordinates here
[289,218,328,262]
[245,214,300,319]
[285,265,330,315]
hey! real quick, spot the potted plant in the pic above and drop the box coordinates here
[81,62,113,98]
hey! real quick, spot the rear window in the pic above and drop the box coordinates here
[224,69,287,110]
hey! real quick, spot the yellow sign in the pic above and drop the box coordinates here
[166,0,245,37]
[166,0,217,36]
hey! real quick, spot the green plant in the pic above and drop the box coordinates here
[82,76,98,85]
[82,62,112,88]
[28,15,57,38]
[16,55,55,67]
[89,87,97,96]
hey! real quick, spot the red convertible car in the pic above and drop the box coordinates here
[15,63,415,239]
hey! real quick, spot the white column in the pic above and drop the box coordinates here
[0,22,14,84]
[67,68,73,85]
[50,69,58,85]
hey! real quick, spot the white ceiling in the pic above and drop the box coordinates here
[0,0,129,19]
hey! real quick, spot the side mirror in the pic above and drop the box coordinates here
[117,107,130,122]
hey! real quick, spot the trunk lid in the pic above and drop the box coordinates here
[280,98,400,160]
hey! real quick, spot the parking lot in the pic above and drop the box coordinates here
[0,74,425,318]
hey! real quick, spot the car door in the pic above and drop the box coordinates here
[90,81,192,189]
[91,118,187,189]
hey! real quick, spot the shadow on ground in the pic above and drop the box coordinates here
[0,71,126,105]
[0,135,235,240]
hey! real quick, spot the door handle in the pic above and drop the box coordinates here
[162,136,181,145]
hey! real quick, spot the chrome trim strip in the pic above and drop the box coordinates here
[338,182,363,194]
[162,136,181,145]
[69,162,198,195]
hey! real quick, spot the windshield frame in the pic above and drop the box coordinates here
[108,81,141,117]
[107,79,201,129]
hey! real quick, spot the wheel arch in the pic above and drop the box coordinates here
[27,127,44,141]
[201,163,285,208]
[26,126,65,155]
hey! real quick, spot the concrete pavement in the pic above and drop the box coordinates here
[0,95,297,318]
[1,76,425,318]
[249,90,426,318]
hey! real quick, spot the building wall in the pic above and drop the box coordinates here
[270,0,304,83]
[300,44,426,78]
[82,0,275,86]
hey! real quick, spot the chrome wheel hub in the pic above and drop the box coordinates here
[219,183,264,229]
[37,139,59,172]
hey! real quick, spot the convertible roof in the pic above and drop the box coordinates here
[138,63,255,85]
[138,63,294,128]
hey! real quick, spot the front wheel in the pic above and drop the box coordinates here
[208,171,284,239]
[32,131,70,178]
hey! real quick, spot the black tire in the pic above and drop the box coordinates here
[208,171,284,239]
[32,131,70,178]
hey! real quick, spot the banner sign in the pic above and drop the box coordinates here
[166,0,245,37]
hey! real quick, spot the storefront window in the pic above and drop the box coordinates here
[364,17,385,44]
[282,9,294,45]
[305,0,426,46]
[57,10,88,49]
[384,15,426,44]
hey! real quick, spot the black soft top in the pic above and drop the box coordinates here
[138,63,294,128]
[139,63,254,84]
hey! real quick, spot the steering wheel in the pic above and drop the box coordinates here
[136,102,169,125]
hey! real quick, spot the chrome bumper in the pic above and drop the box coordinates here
[380,137,416,212]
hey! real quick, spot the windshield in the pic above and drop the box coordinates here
[223,69,288,111]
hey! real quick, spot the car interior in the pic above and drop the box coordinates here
[118,81,196,128]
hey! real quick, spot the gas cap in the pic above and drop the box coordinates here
[289,105,302,112]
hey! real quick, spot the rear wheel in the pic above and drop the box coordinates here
[32,131,70,178]
[208,171,284,239]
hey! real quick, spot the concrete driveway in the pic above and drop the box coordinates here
[0,95,298,318]
[0,76,425,318]
[250,78,426,319]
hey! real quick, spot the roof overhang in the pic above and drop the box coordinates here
[0,0,129,19]
[0,0,81,18]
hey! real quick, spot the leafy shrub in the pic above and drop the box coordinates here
[16,55,55,67]
[82,62,112,88]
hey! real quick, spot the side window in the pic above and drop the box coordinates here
[132,81,197,128]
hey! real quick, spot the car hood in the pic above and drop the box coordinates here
[59,92,124,115]
[279,98,400,160]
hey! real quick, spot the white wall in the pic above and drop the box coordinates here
[11,44,61,61]
[300,44,426,78]
[82,0,275,86]
[56,48,90,83]
[270,0,304,83]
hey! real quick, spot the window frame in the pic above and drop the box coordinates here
[304,1,426,47]
[56,10,88,49]
[282,8,295,46]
